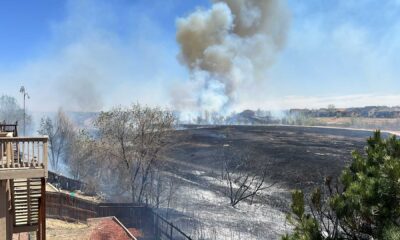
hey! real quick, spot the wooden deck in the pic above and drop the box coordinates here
[0,124,47,240]
[0,137,48,180]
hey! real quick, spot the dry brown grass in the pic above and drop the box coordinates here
[314,117,400,132]
[46,218,91,240]
[45,183,101,202]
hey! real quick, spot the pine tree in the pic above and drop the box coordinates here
[283,131,400,239]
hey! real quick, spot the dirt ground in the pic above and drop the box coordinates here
[12,219,90,240]
[158,125,390,239]
[46,218,91,240]
[45,217,137,240]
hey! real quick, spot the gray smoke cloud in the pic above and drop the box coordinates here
[59,68,103,112]
[175,0,290,114]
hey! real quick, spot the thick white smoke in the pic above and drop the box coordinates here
[175,0,290,116]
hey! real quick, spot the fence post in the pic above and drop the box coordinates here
[155,213,159,239]
[57,194,62,219]
[170,222,173,240]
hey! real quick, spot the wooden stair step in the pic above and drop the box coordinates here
[14,192,41,196]
[15,221,39,225]
[16,216,39,219]
[14,194,40,197]
[15,217,39,221]
[14,201,39,205]
[15,212,39,216]
[15,210,39,214]
[13,195,41,199]
[15,203,38,206]
[14,209,39,213]
[14,181,41,184]
[14,179,41,183]
[14,210,39,214]
[14,187,41,191]
[14,204,39,208]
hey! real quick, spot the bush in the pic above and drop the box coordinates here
[282,131,400,240]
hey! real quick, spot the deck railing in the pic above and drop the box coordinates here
[0,137,48,171]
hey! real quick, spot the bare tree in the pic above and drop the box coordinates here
[66,130,103,195]
[141,169,179,211]
[95,103,174,203]
[38,109,75,172]
[68,130,93,177]
[219,147,274,207]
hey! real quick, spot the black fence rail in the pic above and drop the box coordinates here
[152,212,192,240]
[46,191,192,240]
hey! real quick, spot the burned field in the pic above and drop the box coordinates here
[157,125,392,239]
[165,125,380,192]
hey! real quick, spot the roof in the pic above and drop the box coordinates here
[88,217,138,240]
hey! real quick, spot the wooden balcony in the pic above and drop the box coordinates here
[0,136,48,180]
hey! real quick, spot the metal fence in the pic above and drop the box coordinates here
[46,191,192,240]
[152,212,192,240]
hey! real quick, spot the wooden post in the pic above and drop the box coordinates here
[37,178,46,240]
[59,190,62,219]
[6,180,12,240]
[43,141,48,178]
[41,177,46,240]
[36,184,39,239]
[0,180,12,240]
[0,142,3,168]
[5,142,11,168]
[0,181,7,240]
[27,180,31,225]
[9,180,14,228]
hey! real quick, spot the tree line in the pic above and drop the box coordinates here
[38,104,177,207]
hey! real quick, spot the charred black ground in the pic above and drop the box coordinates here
[164,125,389,191]
[152,125,394,238]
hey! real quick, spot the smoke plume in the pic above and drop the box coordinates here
[175,0,290,114]
[59,69,103,112]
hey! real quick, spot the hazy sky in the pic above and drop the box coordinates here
[0,0,399,112]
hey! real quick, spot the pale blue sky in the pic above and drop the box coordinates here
[0,0,399,111]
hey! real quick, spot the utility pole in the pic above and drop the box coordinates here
[19,86,29,136]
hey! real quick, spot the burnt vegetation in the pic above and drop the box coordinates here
[218,147,274,207]
[29,105,399,239]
